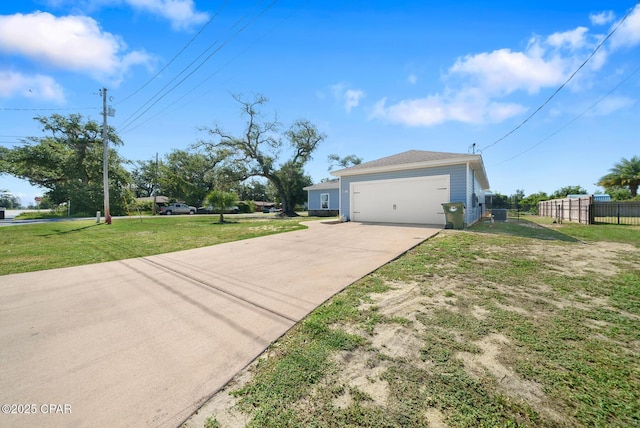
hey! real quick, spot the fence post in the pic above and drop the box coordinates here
[618,203,621,225]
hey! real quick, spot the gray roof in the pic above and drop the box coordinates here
[303,179,339,191]
[331,150,490,189]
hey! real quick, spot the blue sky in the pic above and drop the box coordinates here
[1,0,639,205]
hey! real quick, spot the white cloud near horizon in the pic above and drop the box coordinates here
[0,12,154,86]
[0,70,65,102]
[371,8,640,128]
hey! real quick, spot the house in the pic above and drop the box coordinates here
[330,150,490,226]
[303,180,340,217]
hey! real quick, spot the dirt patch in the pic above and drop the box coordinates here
[330,348,389,408]
[520,241,637,278]
[181,232,638,427]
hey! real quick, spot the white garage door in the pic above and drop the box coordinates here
[350,175,450,225]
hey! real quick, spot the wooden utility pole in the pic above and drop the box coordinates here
[101,88,113,224]
[153,152,158,215]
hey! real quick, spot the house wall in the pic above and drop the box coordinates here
[339,164,468,221]
[307,188,339,216]
[465,164,486,225]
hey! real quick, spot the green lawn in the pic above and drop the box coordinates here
[0,215,313,276]
[207,219,640,428]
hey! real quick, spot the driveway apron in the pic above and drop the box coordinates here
[0,221,440,427]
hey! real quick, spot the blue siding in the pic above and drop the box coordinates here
[308,189,339,210]
[465,165,486,225]
[339,164,467,220]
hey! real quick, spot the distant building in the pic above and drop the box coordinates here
[567,194,611,202]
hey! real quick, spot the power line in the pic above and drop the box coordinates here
[122,0,297,134]
[115,0,231,106]
[120,0,278,132]
[479,1,638,153]
[117,0,280,133]
[497,64,640,164]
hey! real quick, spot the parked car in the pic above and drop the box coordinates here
[158,203,196,215]
[262,207,282,213]
[197,205,240,214]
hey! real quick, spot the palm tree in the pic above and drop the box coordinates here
[205,190,238,223]
[598,156,640,198]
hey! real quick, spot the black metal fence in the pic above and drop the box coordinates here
[485,203,537,219]
[592,201,640,225]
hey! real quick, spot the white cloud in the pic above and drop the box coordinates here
[370,93,527,126]
[344,89,365,113]
[0,71,65,102]
[407,74,418,84]
[449,46,568,96]
[41,0,209,31]
[123,0,210,31]
[0,12,154,85]
[587,95,636,116]
[370,22,613,127]
[546,27,589,49]
[331,83,365,113]
[610,4,640,49]
[590,11,615,26]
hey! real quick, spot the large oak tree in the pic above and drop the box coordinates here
[199,94,325,215]
[1,114,132,215]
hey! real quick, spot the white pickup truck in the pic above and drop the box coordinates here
[158,203,196,215]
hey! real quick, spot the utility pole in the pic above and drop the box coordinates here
[101,88,115,224]
[153,152,158,215]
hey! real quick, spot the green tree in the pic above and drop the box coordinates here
[602,187,632,201]
[157,149,227,206]
[550,185,588,199]
[1,114,132,215]
[0,190,20,208]
[327,153,363,171]
[131,159,158,197]
[199,94,325,216]
[205,190,238,223]
[235,179,268,201]
[520,191,549,214]
[0,147,10,174]
[598,156,640,198]
[488,192,510,208]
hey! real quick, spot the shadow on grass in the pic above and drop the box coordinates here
[39,223,102,237]
[470,218,580,242]
[210,220,240,225]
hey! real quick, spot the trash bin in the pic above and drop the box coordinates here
[0,207,5,220]
[441,202,465,229]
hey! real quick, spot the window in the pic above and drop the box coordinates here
[320,193,329,209]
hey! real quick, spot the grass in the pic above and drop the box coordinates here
[216,219,640,427]
[0,215,313,275]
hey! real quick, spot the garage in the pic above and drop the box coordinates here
[331,150,490,227]
[351,175,450,224]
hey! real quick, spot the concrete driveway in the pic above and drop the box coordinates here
[0,220,440,427]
